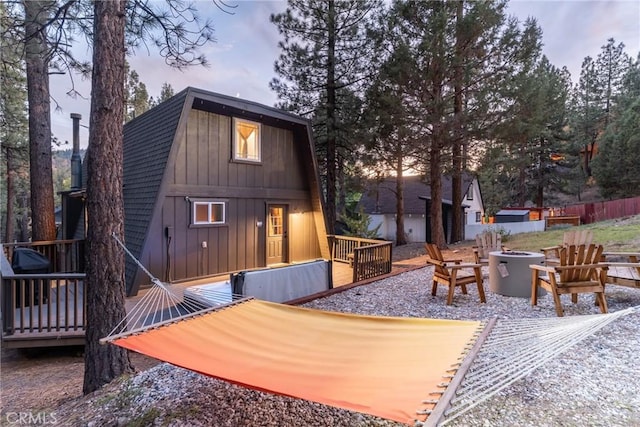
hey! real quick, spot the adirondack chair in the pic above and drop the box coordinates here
[530,244,608,317]
[473,232,503,265]
[541,229,593,264]
[425,243,486,305]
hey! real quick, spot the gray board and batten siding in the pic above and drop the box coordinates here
[123,87,330,296]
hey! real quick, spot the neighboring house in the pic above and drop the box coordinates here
[62,88,330,296]
[358,173,484,244]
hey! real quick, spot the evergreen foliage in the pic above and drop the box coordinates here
[125,62,151,121]
[270,0,382,234]
[592,54,640,198]
[480,55,571,209]
[341,210,381,239]
[0,2,29,242]
[378,0,542,245]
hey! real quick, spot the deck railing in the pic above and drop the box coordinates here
[1,240,86,347]
[2,274,86,336]
[352,242,393,282]
[3,239,85,273]
[329,236,393,282]
[330,236,381,263]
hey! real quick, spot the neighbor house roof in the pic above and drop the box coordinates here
[358,173,475,215]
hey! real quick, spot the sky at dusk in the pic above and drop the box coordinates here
[49,0,640,150]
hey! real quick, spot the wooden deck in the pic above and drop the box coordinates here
[3,257,425,348]
[332,261,354,287]
[2,276,86,348]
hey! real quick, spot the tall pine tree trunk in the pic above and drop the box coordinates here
[83,0,133,394]
[430,130,445,248]
[4,149,16,242]
[451,0,464,243]
[325,0,337,235]
[395,147,406,246]
[24,0,56,241]
[428,0,446,248]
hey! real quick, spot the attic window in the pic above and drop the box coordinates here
[466,186,473,200]
[233,118,261,163]
[192,201,226,225]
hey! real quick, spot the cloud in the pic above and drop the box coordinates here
[508,1,639,79]
[50,0,639,149]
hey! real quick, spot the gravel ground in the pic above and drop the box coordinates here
[44,265,640,427]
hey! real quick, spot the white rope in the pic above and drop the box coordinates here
[107,233,638,424]
[437,306,638,425]
[105,235,244,339]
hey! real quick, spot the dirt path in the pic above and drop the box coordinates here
[0,346,158,417]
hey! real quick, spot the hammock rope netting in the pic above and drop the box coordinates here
[105,235,638,426]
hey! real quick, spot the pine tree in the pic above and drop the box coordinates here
[592,54,640,198]
[379,0,540,247]
[571,56,604,177]
[125,63,151,121]
[270,0,382,235]
[81,1,220,392]
[596,38,631,127]
[361,28,421,246]
[479,57,570,209]
[83,0,133,394]
[158,82,175,102]
[23,0,58,241]
[527,58,572,206]
[0,2,29,242]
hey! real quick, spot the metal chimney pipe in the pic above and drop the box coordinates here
[70,113,82,189]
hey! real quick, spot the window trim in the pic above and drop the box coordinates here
[232,117,261,163]
[190,199,226,226]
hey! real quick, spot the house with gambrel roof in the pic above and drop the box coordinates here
[358,173,484,244]
[121,88,330,295]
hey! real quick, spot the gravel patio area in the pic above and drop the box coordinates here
[40,264,640,427]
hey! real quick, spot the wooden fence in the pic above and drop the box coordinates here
[563,195,640,224]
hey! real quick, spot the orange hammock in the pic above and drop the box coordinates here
[111,299,484,425]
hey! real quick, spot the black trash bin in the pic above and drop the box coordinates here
[11,248,52,306]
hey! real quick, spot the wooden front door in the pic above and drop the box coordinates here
[267,205,287,265]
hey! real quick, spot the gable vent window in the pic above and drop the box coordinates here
[466,187,474,200]
[233,118,261,163]
[192,201,226,225]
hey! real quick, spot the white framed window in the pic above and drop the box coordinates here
[466,186,474,200]
[233,118,261,162]
[192,201,226,225]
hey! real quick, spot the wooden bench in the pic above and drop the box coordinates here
[601,252,640,289]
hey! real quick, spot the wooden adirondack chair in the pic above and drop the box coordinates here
[530,244,608,317]
[473,232,503,265]
[541,230,593,264]
[425,243,486,305]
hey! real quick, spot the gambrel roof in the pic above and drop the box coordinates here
[123,90,188,286]
[122,87,324,291]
